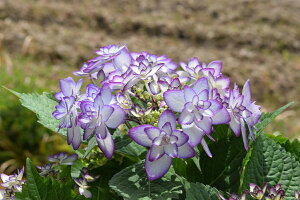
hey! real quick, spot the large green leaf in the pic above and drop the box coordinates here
[16,158,73,200]
[184,182,220,200]
[197,125,246,193]
[268,134,300,162]
[109,162,183,200]
[6,89,65,135]
[241,134,300,199]
[255,102,293,134]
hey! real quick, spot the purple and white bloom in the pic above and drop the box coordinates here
[52,96,82,150]
[74,45,132,77]
[79,84,126,159]
[54,77,83,100]
[116,92,133,110]
[131,52,177,74]
[163,77,230,156]
[37,164,54,177]
[74,178,92,198]
[249,183,267,199]
[123,55,163,92]
[226,80,261,150]
[48,153,78,165]
[103,69,134,91]
[130,104,152,118]
[129,110,195,180]
[0,167,25,199]
[80,168,100,183]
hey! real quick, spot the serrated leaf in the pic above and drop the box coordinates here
[16,158,73,200]
[185,182,220,200]
[268,134,300,162]
[109,162,183,200]
[241,134,300,199]
[6,88,66,136]
[255,102,293,134]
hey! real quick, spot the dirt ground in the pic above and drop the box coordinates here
[0,0,299,137]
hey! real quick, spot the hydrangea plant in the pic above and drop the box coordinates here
[4,44,299,199]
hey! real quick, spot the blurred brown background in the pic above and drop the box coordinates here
[0,0,299,174]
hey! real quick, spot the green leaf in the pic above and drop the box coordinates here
[71,160,85,178]
[185,182,220,200]
[241,134,300,199]
[114,131,146,158]
[84,137,97,158]
[6,88,65,136]
[198,125,247,193]
[109,162,183,200]
[267,134,300,162]
[255,102,293,134]
[16,158,73,200]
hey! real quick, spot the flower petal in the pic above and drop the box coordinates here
[164,144,178,158]
[101,105,114,122]
[211,107,230,124]
[145,127,161,140]
[242,80,252,104]
[178,108,193,125]
[158,110,177,130]
[145,152,172,181]
[182,123,205,147]
[60,77,76,97]
[229,113,241,136]
[183,86,197,102]
[79,187,92,198]
[201,139,212,157]
[163,90,185,112]
[113,47,132,72]
[193,77,209,95]
[194,117,212,134]
[172,130,189,146]
[96,129,114,159]
[67,126,82,150]
[177,143,195,158]
[149,145,164,161]
[129,125,153,147]
[100,84,113,105]
[105,104,126,129]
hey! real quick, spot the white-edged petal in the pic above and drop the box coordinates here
[149,145,164,161]
[145,152,172,181]
[96,129,114,159]
[158,110,177,130]
[163,90,185,112]
[129,125,153,147]
[177,143,195,158]
[105,104,126,129]
[182,123,205,147]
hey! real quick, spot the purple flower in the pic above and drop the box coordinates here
[79,84,126,159]
[129,110,195,180]
[163,77,230,157]
[0,167,25,199]
[123,54,163,91]
[37,164,54,177]
[48,153,78,165]
[226,80,261,150]
[52,96,82,150]
[131,52,177,74]
[74,45,132,77]
[249,183,267,199]
[54,77,83,100]
[74,178,92,198]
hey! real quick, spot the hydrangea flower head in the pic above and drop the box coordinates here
[129,110,195,180]
[164,77,230,156]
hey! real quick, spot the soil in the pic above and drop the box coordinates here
[0,0,299,136]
